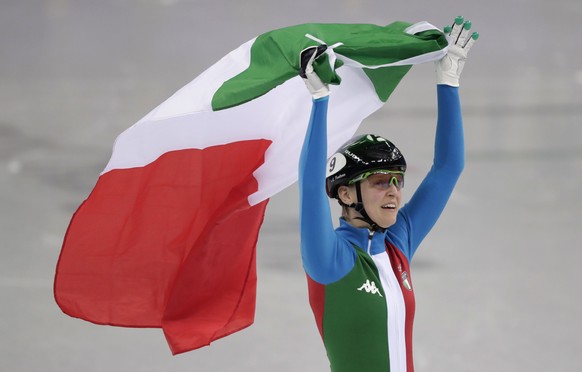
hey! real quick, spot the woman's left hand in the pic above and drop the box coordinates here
[436,16,479,87]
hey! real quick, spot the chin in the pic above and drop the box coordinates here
[379,215,397,229]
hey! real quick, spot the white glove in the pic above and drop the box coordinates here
[436,16,479,87]
[299,45,330,99]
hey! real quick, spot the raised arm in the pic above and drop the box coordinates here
[388,17,479,259]
[298,46,355,284]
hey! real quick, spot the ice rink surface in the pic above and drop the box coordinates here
[1,0,581,371]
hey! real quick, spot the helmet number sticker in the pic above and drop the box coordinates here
[326,153,346,177]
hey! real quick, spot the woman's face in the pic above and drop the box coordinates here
[340,173,402,229]
[359,174,402,229]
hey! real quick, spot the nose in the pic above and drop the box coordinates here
[385,182,399,195]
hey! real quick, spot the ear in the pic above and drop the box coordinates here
[337,185,355,206]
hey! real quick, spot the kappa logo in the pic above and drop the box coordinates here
[357,280,383,297]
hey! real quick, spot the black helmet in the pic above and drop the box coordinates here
[326,134,406,198]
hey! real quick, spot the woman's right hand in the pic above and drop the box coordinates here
[299,45,330,99]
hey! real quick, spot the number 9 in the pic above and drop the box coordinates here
[329,157,336,172]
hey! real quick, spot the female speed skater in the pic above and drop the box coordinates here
[298,17,479,372]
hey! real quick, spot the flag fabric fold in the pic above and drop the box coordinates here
[54,20,448,354]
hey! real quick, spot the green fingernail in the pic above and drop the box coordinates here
[464,21,472,30]
[471,32,479,40]
[455,16,464,25]
[443,25,452,33]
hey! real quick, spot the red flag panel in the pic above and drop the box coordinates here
[55,139,271,352]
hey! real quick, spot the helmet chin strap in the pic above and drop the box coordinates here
[347,182,386,233]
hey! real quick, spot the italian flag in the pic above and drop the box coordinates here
[54,21,448,355]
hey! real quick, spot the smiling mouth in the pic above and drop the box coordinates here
[381,203,397,210]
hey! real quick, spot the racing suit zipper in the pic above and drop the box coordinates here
[367,230,374,254]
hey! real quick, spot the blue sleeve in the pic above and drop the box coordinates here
[387,85,464,260]
[298,97,356,284]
